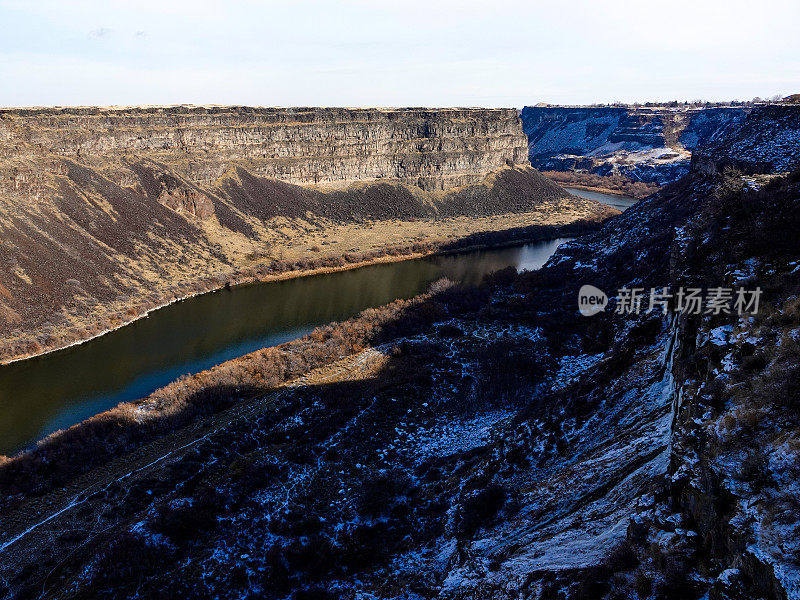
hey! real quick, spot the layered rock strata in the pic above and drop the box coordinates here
[0,106,529,192]
[692,104,800,175]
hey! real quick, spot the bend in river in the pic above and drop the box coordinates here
[565,188,638,211]
[0,187,633,456]
[1,238,571,455]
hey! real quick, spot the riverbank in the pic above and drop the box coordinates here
[564,184,636,198]
[542,170,660,199]
[0,219,610,461]
[0,276,475,503]
[1,233,583,456]
[0,164,584,365]
[0,203,616,366]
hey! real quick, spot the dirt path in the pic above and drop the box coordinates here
[0,347,387,583]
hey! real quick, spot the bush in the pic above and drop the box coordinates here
[337,521,404,572]
[605,539,639,571]
[456,483,507,538]
[737,449,772,491]
[149,485,226,543]
[87,532,174,597]
[467,338,550,412]
[283,535,339,580]
[358,469,414,517]
[436,323,464,339]
[635,570,652,598]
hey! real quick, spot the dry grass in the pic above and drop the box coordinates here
[542,170,660,199]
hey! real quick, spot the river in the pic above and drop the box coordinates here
[565,187,638,211]
[0,239,571,455]
[0,188,634,455]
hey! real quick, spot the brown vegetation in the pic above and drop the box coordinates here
[0,159,611,366]
[0,216,608,365]
[0,273,492,507]
[0,218,609,507]
[542,170,660,199]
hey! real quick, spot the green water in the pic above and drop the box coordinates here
[0,238,571,455]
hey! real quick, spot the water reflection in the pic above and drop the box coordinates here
[0,238,568,454]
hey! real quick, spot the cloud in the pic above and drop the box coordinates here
[88,27,113,38]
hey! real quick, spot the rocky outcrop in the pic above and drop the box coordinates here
[0,106,529,192]
[2,102,799,599]
[692,104,800,175]
[157,187,215,220]
[520,105,748,185]
[151,170,216,219]
[5,155,798,600]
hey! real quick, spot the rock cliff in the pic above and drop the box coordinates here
[3,115,798,599]
[0,106,529,193]
[520,105,748,185]
[692,104,800,175]
[0,106,608,364]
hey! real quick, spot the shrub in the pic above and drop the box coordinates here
[605,539,639,571]
[147,485,226,543]
[358,468,414,517]
[737,449,772,491]
[0,219,595,507]
[86,532,174,597]
[283,534,339,580]
[542,170,659,199]
[468,338,550,411]
[337,521,404,572]
[436,323,464,339]
[456,483,507,538]
[635,570,652,598]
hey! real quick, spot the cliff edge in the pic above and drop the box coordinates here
[520,104,748,187]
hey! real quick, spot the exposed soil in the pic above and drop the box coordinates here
[0,164,612,364]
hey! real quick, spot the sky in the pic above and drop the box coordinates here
[0,0,798,108]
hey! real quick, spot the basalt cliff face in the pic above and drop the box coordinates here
[520,105,748,186]
[0,106,529,193]
[0,106,609,363]
[692,104,800,175]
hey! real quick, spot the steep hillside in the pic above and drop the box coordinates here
[0,106,611,364]
[0,106,530,192]
[693,104,800,175]
[520,105,748,186]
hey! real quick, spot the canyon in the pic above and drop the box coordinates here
[0,106,610,364]
[0,107,530,191]
[692,103,800,175]
[1,102,799,599]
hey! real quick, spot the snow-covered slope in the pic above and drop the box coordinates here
[521,105,748,185]
[693,104,800,175]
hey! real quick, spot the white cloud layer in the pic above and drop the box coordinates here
[0,0,797,107]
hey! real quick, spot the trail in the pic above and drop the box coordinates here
[0,348,385,558]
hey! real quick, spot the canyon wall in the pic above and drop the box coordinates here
[5,103,800,599]
[0,106,608,363]
[520,105,748,185]
[0,106,529,193]
[692,103,800,175]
